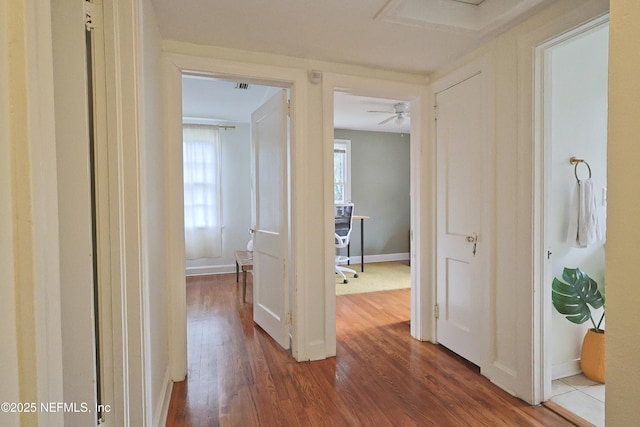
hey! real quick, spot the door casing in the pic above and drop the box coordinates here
[533,14,610,403]
[321,73,431,354]
[164,55,307,378]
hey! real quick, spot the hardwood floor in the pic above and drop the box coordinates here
[166,274,573,426]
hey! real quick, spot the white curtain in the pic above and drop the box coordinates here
[183,124,222,260]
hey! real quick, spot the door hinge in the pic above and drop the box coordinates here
[287,99,291,117]
[433,105,438,120]
[434,304,439,319]
[84,0,101,31]
[286,312,292,325]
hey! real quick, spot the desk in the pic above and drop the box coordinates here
[349,215,369,272]
[234,250,253,302]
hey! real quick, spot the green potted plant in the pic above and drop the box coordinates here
[552,267,605,383]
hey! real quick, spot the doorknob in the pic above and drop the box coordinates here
[466,233,478,257]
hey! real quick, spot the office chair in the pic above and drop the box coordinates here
[335,203,359,284]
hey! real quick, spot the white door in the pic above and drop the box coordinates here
[251,89,290,349]
[435,73,487,366]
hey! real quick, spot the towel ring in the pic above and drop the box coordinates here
[570,157,592,181]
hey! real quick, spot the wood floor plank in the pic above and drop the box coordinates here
[166,274,574,427]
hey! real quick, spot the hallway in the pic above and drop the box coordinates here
[166,274,574,426]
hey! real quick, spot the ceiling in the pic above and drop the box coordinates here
[182,76,412,134]
[152,0,552,75]
[173,0,554,133]
[182,76,281,123]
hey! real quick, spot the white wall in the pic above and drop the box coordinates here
[607,0,640,424]
[0,1,21,425]
[185,123,253,275]
[140,0,172,424]
[547,24,608,378]
[0,0,68,425]
[430,0,609,402]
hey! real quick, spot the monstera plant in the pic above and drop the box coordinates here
[552,267,605,332]
[552,267,605,383]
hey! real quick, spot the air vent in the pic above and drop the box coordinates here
[234,82,250,90]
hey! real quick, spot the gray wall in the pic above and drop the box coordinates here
[334,129,410,258]
[186,123,253,274]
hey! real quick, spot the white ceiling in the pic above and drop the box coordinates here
[173,0,554,133]
[182,75,412,134]
[152,0,551,75]
[333,92,412,134]
[182,75,281,123]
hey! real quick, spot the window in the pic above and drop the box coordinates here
[334,139,351,204]
[183,124,222,259]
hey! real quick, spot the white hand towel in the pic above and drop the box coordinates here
[567,178,601,248]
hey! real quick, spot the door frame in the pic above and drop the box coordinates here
[533,14,610,403]
[321,73,433,350]
[164,54,306,378]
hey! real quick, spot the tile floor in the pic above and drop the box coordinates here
[551,374,605,426]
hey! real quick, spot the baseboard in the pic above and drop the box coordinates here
[154,367,173,427]
[307,340,333,361]
[185,263,235,276]
[349,252,410,264]
[552,359,582,380]
[186,254,409,276]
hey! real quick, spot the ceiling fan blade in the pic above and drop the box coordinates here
[368,109,395,114]
[378,115,396,125]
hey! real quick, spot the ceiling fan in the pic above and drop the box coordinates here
[368,102,410,126]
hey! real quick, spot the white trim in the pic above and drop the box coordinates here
[185,252,411,277]
[100,0,148,423]
[164,54,188,382]
[164,53,308,376]
[520,4,610,404]
[6,0,65,421]
[552,360,582,381]
[153,368,173,427]
[186,264,237,276]
[333,139,351,204]
[51,0,101,422]
[88,0,120,424]
[322,72,430,355]
[534,14,610,402]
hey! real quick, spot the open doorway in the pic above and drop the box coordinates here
[179,73,295,359]
[537,17,609,427]
[320,72,428,351]
[332,92,412,299]
[332,91,415,348]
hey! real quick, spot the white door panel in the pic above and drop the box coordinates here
[251,89,289,349]
[436,73,486,366]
